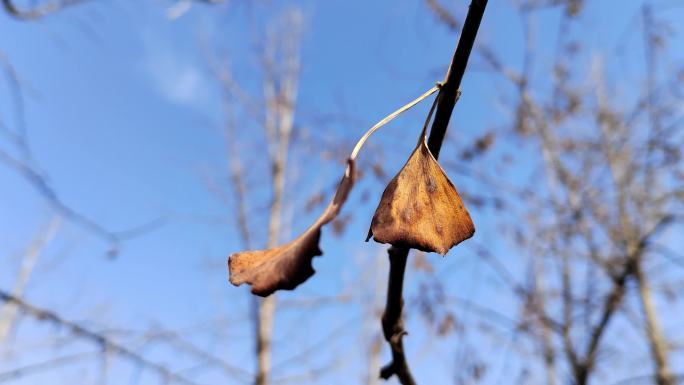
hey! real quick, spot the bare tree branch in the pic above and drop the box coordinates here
[0,55,166,254]
[0,216,61,343]
[0,352,95,381]
[0,291,208,385]
[2,0,84,20]
[379,1,488,383]
[254,11,301,385]
[379,247,415,385]
[425,0,460,31]
[634,260,675,385]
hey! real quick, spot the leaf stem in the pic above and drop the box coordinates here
[350,85,439,161]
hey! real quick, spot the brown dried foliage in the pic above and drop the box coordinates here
[227,85,441,297]
[228,161,355,297]
[367,137,474,255]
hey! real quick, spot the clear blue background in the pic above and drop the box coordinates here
[1,1,683,384]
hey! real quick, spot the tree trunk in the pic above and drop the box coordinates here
[634,261,674,385]
[0,216,60,342]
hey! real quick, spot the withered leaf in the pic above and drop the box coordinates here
[228,160,355,297]
[227,85,441,297]
[367,139,474,255]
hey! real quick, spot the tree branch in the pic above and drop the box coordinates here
[0,56,165,255]
[380,247,415,384]
[573,260,635,385]
[379,1,487,383]
[426,0,488,159]
[0,290,206,385]
[0,216,60,343]
[2,0,84,20]
[425,0,460,31]
[634,259,675,385]
[0,352,95,381]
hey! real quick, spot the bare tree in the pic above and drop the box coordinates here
[427,1,684,384]
[0,54,165,256]
[0,3,227,384]
[225,3,489,385]
[209,9,303,385]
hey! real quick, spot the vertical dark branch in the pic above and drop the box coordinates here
[574,265,631,385]
[380,247,415,385]
[427,0,488,158]
[379,1,487,383]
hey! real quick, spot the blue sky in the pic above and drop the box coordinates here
[1,1,683,384]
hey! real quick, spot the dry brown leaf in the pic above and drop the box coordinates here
[367,137,474,255]
[228,161,354,296]
[227,85,441,296]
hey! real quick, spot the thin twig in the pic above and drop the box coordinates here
[379,247,414,384]
[0,291,207,385]
[1,0,84,20]
[0,216,61,343]
[0,56,165,253]
[0,352,95,381]
[379,1,488,383]
[256,11,302,385]
[425,0,460,31]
